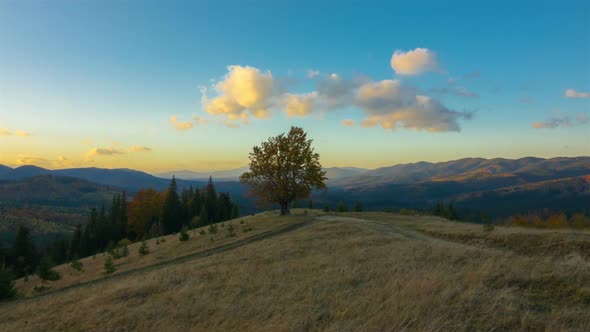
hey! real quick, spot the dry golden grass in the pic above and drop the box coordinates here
[14,210,321,298]
[1,211,589,331]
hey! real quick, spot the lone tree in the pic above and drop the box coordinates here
[240,127,327,215]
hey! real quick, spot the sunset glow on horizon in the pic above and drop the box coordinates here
[1,1,589,173]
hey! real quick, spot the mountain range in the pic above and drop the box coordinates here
[155,166,368,181]
[0,156,589,227]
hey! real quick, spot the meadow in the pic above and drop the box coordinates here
[1,210,589,331]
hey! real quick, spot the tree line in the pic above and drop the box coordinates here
[0,176,239,299]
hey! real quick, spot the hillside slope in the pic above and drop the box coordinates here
[0,175,121,239]
[2,211,589,331]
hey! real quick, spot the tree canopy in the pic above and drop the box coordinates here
[240,126,327,215]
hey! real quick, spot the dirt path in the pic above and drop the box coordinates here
[2,219,313,307]
[316,215,509,254]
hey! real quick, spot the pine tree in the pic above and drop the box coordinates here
[337,202,348,212]
[231,205,239,219]
[226,224,236,237]
[179,225,190,242]
[190,190,202,219]
[70,224,83,261]
[138,240,149,256]
[97,205,108,252]
[120,192,128,239]
[353,201,363,212]
[110,194,121,240]
[448,202,458,221]
[104,256,116,274]
[11,226,37,277]
[199,204,209,227]
[217,193,232,222]
[48,236,68,265]
[161,177,182,234]
[308,200,313,209]
[0,266,16,301]
[70,258,83,271]
[206,177,217,223]
[36,256,60,281]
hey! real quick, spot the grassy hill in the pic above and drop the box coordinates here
[1,210,589,331]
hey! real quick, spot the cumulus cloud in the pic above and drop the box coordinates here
[316,73,366,109]
[202,65,276,126]
[390,48,439,75]
[341,119,355,126]
[532,113,588,129]
[14,155,74,168]
[170,116,194,131]
[307,69,320,78]
[356,80,472,132]
[565,89,590,98]
[14,130,30,137]
[129,146,152,152]
[85,147,125,159]
[283,92,317,117]
[0,128,30,137]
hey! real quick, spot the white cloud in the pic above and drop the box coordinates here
[14,130,30,137]
[202,65,276,125]
[283,92,317,117]
[391,48,439,75]
[356,80,472,132]
[0,128,30,137]
[307,69,320,78]
[170,116,194,131]
[316,73,366,109]
[565,89,590,98]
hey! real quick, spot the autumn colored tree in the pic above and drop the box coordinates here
[128,188,165,240]
[240,127,327,215]
[547,212,568,229]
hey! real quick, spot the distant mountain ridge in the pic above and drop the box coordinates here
[0,174,120,207]
[1,156,589,219]
[0,165,211,192]
[156,166,369,181]
[330,156,590,189]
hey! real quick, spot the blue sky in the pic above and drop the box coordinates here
[1,0,589,172]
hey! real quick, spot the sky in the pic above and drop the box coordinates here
[1,0,589,173]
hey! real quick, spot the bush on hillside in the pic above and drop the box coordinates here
[104,256,116,274]
[226,224,236,237]
[208,223,218,234]
[179,226,190,242]
[36,257,61,281]
[70,258,83,271]
[0,267,17,301]
[138,240,150,256]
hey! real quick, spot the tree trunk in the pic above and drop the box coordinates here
[280,201,290,216]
